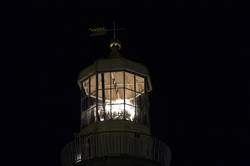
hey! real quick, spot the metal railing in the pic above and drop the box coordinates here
[61,132,171,166]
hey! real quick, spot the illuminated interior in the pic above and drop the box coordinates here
[80,71,147,127]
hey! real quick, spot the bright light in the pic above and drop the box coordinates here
[75,153,81,163]
[99,99,135,121]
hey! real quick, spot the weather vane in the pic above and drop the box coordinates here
[89,21,125,40]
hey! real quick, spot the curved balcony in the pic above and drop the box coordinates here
[61,132,171,166]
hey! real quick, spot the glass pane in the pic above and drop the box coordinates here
[89,91,97,104]
[125,89,135,104]
[82,79,89,95]
[111,103,124,120]
[110,88,117,101]
[125,89,135,121]
[125,87,135,99]
[110,88,124,100]
[111,72,124,89]
[90,75,96,94]
[136,75,144,93]
[124,104,135,121]
[136,92,143,108]
[89,107,97,123]
[104,72,111,89]
[103,89,110,101]
[97,73,102,90]
[105,102,112,120]
[97,103,105,121]
[125,72,134,90]
[118,88,125,99]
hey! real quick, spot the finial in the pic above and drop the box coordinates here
[113,21,116,40]
[109,40,122,50]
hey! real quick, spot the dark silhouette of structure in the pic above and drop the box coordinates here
[61,37,171,166]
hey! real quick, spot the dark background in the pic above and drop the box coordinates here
[2,1,250,166]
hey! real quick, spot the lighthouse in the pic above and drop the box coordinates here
[61,31,171,166]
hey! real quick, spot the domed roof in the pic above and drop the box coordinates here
[78,47,152,91]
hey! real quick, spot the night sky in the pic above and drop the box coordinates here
[3,2,250,166]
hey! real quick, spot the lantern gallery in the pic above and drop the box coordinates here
[80,71,148,127]
[61,36,171,166]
